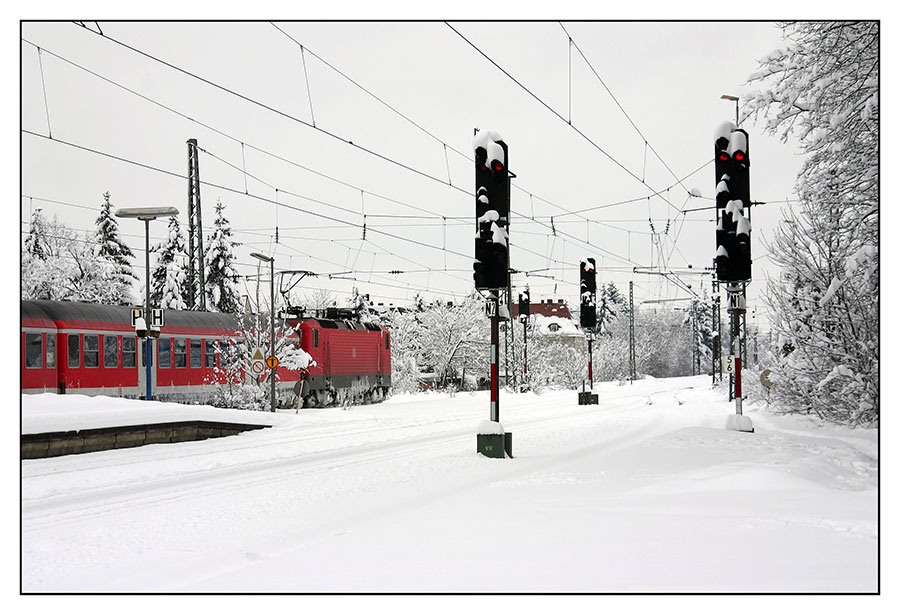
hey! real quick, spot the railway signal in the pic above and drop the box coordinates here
[579,258,597,330]
[714,123,754,433]
[579,258,599,400]
[713,125,752,284]
[473,129,510,291]
[474,128,512,458]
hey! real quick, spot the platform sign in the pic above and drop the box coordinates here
[150,308,165,328]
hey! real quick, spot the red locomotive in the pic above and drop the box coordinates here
[21,300,391,407]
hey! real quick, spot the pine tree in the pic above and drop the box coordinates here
[94,192,137,305]
[151,217,190,309]
[23,209,50,260]
[204,199,242,313]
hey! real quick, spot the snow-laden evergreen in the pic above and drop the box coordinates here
[93,192,137,305]
[204,199,242,313]
[743,21,878,425]
[150,217,190,310]
[22,209,116,303]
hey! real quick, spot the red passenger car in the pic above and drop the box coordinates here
[21,300,391,407]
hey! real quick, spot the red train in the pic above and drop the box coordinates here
[21,300,391,408]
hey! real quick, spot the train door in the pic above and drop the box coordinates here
[137,338,157,399]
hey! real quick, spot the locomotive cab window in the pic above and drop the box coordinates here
[122,337,136,368]
[25,333,42,369]
[104,335,119,368]
[68,334,80,368]
[84,335,99,368]
[313,328,319,349]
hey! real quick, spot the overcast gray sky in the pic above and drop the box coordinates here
[20,20,812,326]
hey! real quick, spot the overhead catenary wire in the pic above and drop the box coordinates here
[22,35,658,274]
[24,26,712,306]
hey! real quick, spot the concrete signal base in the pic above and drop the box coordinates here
[477,432,513,458]
[578,392,599,405]
[725,414,755,433]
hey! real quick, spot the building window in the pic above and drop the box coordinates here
[122,337,136,368]
[46,334,56,369]
[158,338,171,368]
[174,339,187,368]
[313,329,319,349]
[68,334,80,368]
[25,333,42,369]
[548,323,560,332]
[386,332,390,350]
[190,339,202,368]
[84,335,99,368]
[104,335,119,368]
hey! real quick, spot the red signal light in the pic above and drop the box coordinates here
[734,151,745,161]
[718,153,729,161]
[492,161,504,172]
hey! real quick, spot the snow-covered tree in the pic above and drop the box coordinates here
[301,288,338,317]
[93,192,137,305]
[597,282,626,335]
[208,310,314,411]
[417,294,488,387]
[743,21,878,425]
[23,209,51,260]
[151,217,190,310]
[22,211,110,303]
[204,199,242,313]
[386,293,488,393]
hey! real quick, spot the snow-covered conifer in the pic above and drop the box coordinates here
[204,199,242,313]
[151,217,190,309]
[93,192,137,305]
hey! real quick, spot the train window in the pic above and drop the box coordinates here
[313,329,319,349]
[122,337,136,368]
[104,335,119,368]
[84,335,99,368]
[25,333,42,369]
[174,339,187,368]
[158,338,171,368]
[68,334,80,368]
[205,340,216,368]
[190,339,202,368]
[386,332,390,350]
[46,334,56,369]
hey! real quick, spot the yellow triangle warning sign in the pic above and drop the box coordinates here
[251,348,265,361]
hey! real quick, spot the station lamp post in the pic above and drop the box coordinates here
[721,94,740,126]
[250,252,277,413]
[114,206,179,401]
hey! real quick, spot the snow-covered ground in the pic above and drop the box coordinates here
[21,376,877,593]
